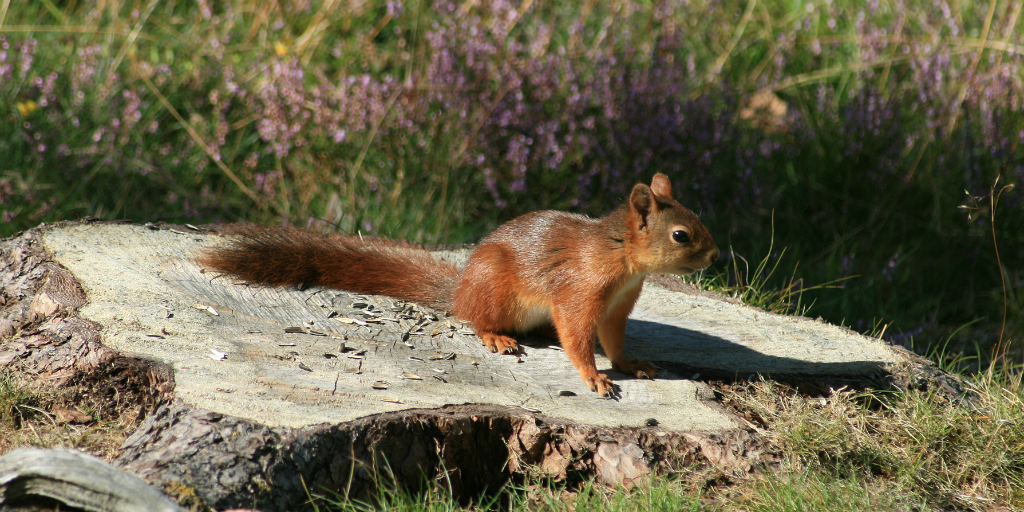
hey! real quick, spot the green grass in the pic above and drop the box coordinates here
[0,371,36,428]
[747,470,926,512]
[312,470,710,512]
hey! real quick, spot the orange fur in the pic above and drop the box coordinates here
[199,174,719,396]
[198,225,458,310]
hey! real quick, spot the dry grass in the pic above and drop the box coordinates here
[0,371,143,463]
[722,370,1024,511]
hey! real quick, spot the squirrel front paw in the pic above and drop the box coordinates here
[585,372,618,397]
[612,359,660,379]
[480,332,519,355]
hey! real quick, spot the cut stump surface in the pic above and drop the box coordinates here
[40,223,901,431]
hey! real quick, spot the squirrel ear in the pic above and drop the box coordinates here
[629,183,656,230]
[650,173,673,200]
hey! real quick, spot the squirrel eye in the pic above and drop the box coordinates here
[672,230,690,244]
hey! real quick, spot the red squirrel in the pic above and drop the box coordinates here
[199,173,719,396]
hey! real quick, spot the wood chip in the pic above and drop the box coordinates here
[336,317,368,326]
[371,381,389,390]
[192,304,219,316]
[208,349,226,361]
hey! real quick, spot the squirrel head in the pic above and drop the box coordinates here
[626,173,720,275]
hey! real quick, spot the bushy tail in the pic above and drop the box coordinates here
[198,225,460,310]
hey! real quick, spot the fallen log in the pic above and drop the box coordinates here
[0,448,185,512]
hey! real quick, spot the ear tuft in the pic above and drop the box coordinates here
[630,183,655,229]
[650,173,673,199]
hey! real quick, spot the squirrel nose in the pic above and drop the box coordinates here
[708,246,721,266]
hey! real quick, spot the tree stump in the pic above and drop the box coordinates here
[0,221,963,511]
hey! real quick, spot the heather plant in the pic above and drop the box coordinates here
[1,0,1021,359]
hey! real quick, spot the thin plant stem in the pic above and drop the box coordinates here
[988,179,1014,363]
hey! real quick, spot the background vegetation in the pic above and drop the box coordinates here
[2,0,1022,361]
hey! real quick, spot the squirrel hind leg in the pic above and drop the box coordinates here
[612,359,660,379]
[478,331,520,355]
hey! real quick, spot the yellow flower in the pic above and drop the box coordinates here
[16,100,38,116]
[274,41,288,57]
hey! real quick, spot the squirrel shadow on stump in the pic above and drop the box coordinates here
[624,318,892,393]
